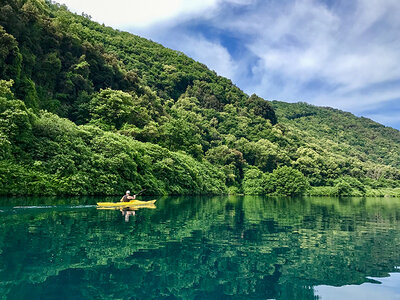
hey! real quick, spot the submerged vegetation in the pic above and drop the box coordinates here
[0,0,399,196]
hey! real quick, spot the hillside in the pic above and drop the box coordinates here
[273,101,400,168]
[0,0,399,196]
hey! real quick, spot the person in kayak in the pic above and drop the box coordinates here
[120,190,136,202]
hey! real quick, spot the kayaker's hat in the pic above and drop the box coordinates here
[126,190,130,194]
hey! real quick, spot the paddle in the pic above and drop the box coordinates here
[134,189,146,197]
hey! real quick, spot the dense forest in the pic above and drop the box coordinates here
[0,0,399,196]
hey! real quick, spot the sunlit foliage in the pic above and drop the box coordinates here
[0,0,399,196]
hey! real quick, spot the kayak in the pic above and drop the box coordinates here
[97,203,156,210]
[97,199,156,207]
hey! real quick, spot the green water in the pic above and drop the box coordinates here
[1,196,400,299]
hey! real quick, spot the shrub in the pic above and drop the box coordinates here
[265,166,310,196]
[334,176,365,196]
[243,168,266,195]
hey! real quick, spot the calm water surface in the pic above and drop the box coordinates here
[1,196,400,299]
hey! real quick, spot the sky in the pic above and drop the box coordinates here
[59,0,400,130]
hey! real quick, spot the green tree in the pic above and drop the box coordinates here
[246,94,277,125]
[243,168,266,194]
[0,25,22,81]
[0,79,35,146]
[89,88,136,130]
[265,166,310,196]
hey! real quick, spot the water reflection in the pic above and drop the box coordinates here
[315,272,400,300]
[121,208,136,222]
[0,196,400,299]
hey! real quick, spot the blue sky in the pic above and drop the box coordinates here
[59,0,400,130]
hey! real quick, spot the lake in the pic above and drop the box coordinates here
[1,196,400,299]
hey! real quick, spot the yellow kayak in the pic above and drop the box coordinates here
[97,204,156,210]
[97,199,157,207]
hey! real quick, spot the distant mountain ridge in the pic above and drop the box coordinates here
[272,101,400,168]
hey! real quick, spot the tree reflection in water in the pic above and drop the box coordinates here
[0,196,400,299]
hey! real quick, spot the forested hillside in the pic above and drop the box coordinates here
[0,0,399,196]
[273,101,400,168]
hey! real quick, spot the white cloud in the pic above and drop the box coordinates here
[57,0,250,28]
[162,34,238,80]
[211,0,400,115]
[58,0,221,27]
[315,86,400,112]
[364,113,400,129]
